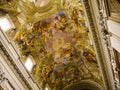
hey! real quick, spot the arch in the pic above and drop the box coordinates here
[63,80,104,90]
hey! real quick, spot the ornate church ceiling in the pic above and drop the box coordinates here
[0,0,103,90]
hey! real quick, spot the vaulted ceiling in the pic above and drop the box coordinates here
[0,0,104,90]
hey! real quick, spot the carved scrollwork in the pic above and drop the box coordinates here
[99,10,110,47]
[99,1,120,89]
[0,66,5,83]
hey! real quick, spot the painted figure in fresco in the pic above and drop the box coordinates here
[11,0,102,90]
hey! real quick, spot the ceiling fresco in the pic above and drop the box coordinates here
[0,0,103,90]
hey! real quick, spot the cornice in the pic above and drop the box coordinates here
[81,0,117,90]
[81,1,108,89]
[0,29,41,90]
[0,42,32,90]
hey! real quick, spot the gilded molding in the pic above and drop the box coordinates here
[106,0,120,22]
[109,0,120,13]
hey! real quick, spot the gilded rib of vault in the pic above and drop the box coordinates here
[0,0,103,90]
